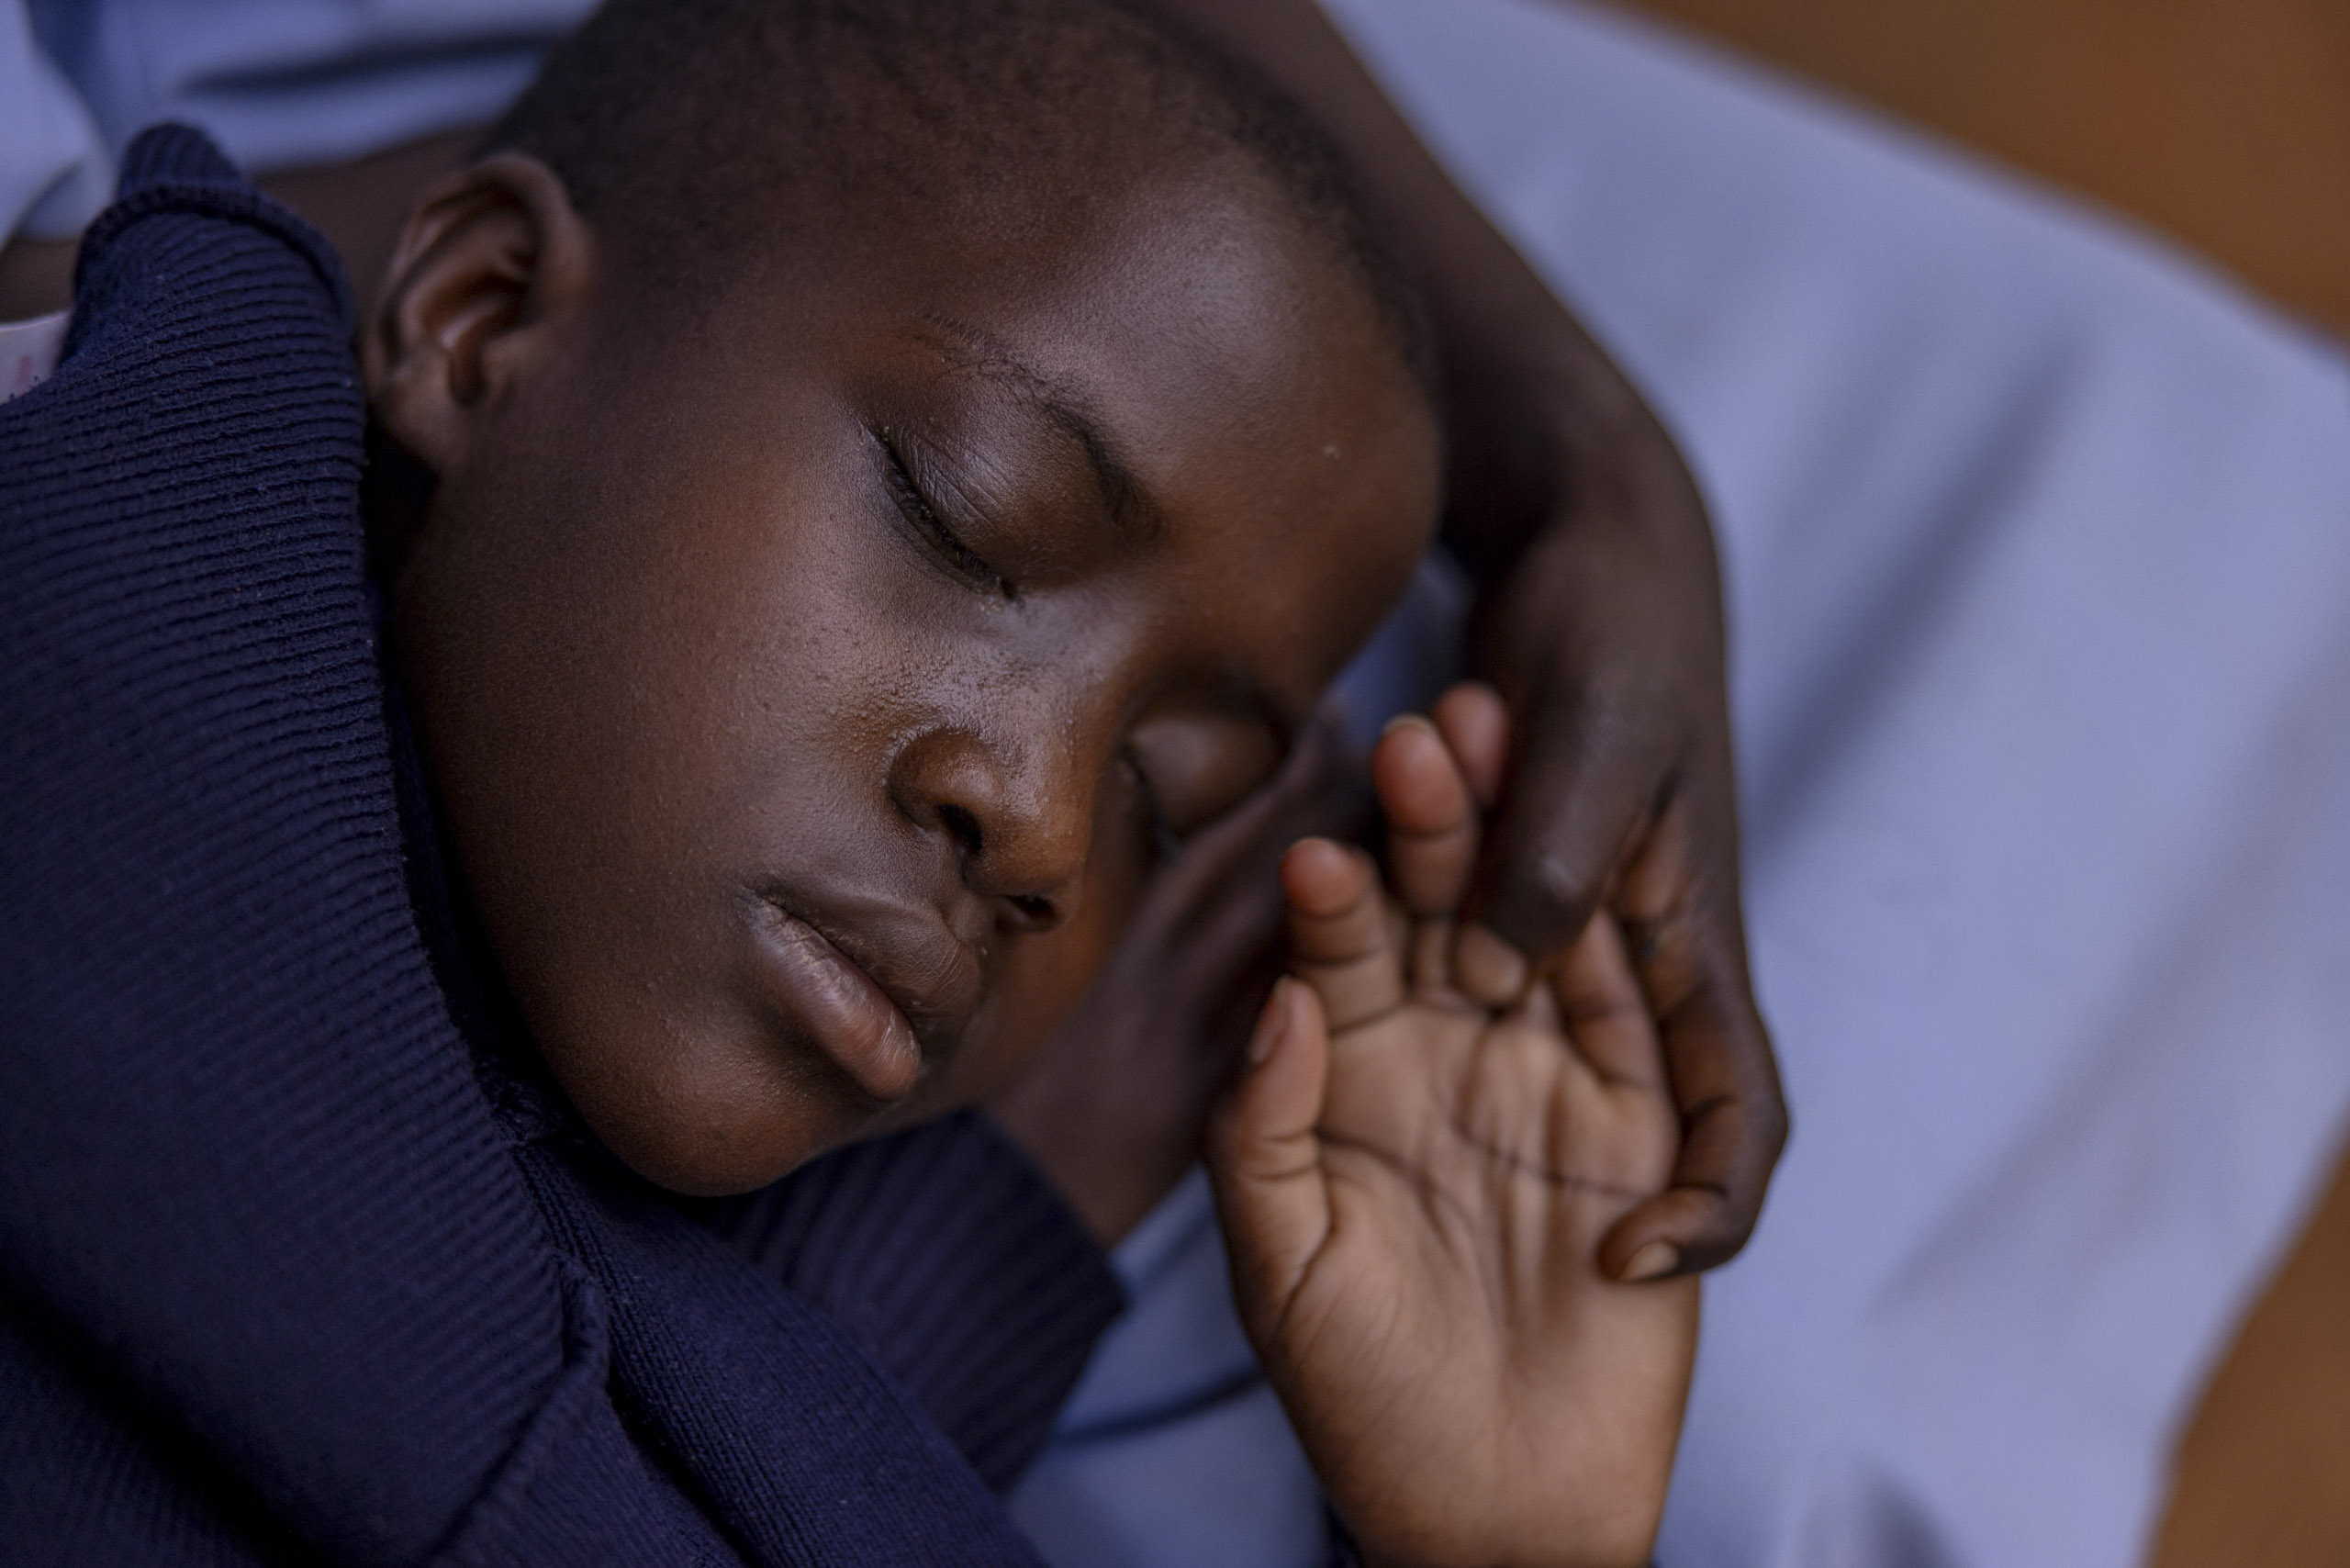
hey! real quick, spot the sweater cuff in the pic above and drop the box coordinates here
[79,126,351,331]
[706,1110,1125,1494]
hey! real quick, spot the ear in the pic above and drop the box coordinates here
[363,152,595,478]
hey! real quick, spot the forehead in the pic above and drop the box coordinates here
[811,169,1443,697]
[585,158,1446,740]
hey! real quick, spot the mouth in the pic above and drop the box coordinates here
[742,891,978,1104]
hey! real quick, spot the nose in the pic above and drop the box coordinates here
[887,723,1091,933]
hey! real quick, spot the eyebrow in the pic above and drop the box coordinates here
[917,315,1167,547]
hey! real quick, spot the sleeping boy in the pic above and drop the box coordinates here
[0,0,1695,1562]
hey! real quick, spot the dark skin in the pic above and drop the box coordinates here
[2,0,1783,1273]
[996,0,1787,1273]
[1217,689,1698,1568]
[364,146,1439,1192]
[366,134,1700,1565]
[987,707,1367,1238]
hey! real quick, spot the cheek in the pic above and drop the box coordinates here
[438,488,880,892]
[395,440,962,1185]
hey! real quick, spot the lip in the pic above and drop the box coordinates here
[743,893,979,1103]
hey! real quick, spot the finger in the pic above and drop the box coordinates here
[1422,684,1529,1005]
[1207,979,1333,1322]
[1107,710,1370,1069]
[988,716,1369,1244]
[1451,921,1529,1009]
[1551,913,1666,1094]
[1138,707,1368,969]
[1371,714,1481,920]
[1598,989,1785,1280]
[1281,838,1405,1031]
[1600,797,1787,1279]
[1431,681,1508,810]
[1468,697,1666,960]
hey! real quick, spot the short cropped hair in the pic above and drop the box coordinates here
[489,0,1434,395]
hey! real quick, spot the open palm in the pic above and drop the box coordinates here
[1209,690,1699,1568]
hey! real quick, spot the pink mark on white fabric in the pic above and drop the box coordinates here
[1,308,69,403]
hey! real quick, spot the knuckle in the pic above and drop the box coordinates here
[1492,844,1592,939]
[1523,839,1593,907]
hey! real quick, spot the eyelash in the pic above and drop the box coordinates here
[879,434,1013,600]
[1123,747,1184,861]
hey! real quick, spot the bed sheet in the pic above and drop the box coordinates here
[8,0,2349,1560]
[1014,4,2350,1565]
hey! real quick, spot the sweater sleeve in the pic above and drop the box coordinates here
[0,125,1045,1568]
[708,1112,1125,1495]
[0,124,596,1564]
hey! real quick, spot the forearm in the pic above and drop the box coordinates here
[1140,0,1689,582]
[1157,0,1776,1284]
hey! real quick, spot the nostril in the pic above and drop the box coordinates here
[937,803,985,861]
[1007,893,1057,929]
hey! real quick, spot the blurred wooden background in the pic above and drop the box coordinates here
[1588,4,2350,1561]
[1606,0,2350,334]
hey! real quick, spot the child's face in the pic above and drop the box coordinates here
[383,164,1439,1193]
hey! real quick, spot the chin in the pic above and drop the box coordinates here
[562,1055,873,1198]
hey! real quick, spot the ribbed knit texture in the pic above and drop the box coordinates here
[712,1114,1125,1495]
[388,659,1123,1505]
[0,125,1097,1567]
[383,667,1118,1504]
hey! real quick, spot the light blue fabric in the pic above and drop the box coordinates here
[1,0,591,259]
[0,0,112,239]
[1020,4,2350,1567]
[25,0,586,173]
[8,3,2348,1564]
[1010,1171,1330,1568]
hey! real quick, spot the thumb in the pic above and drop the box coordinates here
[1207,978,1332,1324]
[1472,720,1660,959]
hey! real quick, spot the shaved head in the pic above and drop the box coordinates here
[488,0,1433,392]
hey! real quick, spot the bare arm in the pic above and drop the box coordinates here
[0,3,1785,1273]
[1141,0,1785,1276]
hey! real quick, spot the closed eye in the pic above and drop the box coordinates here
[878,431,1013,600]
[1122,746,1184,862]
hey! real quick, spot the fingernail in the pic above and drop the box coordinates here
[1247,980,1292,1067]
[1622,1241,1678,1282]
[1380,712,1435,738]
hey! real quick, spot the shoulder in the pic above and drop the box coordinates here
[0,126,587,1563]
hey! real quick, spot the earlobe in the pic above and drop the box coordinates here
[363,152,594,478]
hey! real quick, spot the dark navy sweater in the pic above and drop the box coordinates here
[0,127,1118,1566]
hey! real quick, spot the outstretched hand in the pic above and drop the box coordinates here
[1209,688,1698,1568]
